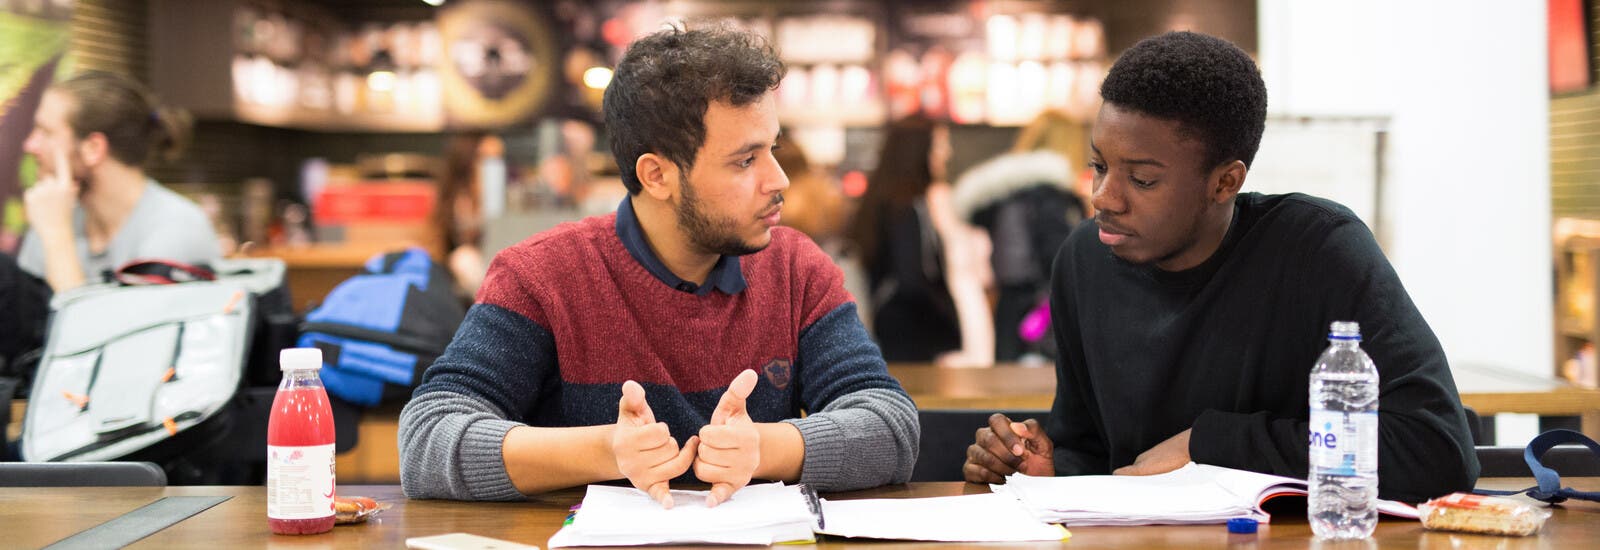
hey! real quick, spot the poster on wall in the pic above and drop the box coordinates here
[438,0,558,128]
[0,0,72,253]
[1549,0,1593,94]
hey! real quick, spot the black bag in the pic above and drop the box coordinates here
[0,253,50,399]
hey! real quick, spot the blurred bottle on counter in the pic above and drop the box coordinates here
[478,135,506,221]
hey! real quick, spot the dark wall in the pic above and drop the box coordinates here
[1097,0,1256,54]
[148,122,454,202]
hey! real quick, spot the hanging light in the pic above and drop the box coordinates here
[582,66,613,90]
[367,71,397,92]
[367,50,397,92]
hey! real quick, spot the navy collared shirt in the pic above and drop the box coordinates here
[614,198,747,296]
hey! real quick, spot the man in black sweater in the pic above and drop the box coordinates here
[962,31,1479,503]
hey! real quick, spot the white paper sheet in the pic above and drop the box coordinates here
[817,492,1068,542]
[548,483,816,548]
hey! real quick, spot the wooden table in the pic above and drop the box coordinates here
[888,364,1058,410]
[10,362,1599,483]
[888,364,1600,439]
[4,479,1595,549]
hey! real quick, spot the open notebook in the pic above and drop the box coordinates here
[995,462,1420,526]
[547,482,1067,547]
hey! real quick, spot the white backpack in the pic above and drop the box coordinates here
[22,259,283,462]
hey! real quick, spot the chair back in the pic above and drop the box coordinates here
[0,461,167,487]
[914,408,1049,482]
[1476,445,1600,478]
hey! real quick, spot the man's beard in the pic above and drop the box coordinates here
[674,174,781,257]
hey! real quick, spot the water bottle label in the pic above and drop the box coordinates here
[267,444,336,520]
[1308,409,1377,476]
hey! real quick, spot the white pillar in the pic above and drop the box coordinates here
[1257,0,1552,378]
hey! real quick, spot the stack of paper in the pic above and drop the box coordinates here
[817,492,1069,542]
[547,483,815,548]
[995,462,1419,526]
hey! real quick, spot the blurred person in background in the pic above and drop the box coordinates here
[435,131,492,298]
[848,114,974,363]
[5,71,218,407]
[17,70,219,293]
[947,110,1089,364]
[771,132,847,244]
[1011,109,1095,215]
[773,132,874,331]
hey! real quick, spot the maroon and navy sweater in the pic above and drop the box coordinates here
[399,199,919,501]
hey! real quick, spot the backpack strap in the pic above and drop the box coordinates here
[114,260,216,286]
[1479,429,1600,503]
[366,247,430,275]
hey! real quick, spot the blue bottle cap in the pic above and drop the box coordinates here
[1227,517,1259,534]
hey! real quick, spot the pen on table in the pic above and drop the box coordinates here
[799,483,825,530]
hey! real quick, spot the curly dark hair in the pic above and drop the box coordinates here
[603,25,785,195]
[1100,31,1267,168]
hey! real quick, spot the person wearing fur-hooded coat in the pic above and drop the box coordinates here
[949,150,1087,363]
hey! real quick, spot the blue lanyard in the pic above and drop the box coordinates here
[1477,429,1600,503]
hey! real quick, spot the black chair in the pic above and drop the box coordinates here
[914,409,1049,482]
[1475,446,1600,478]
[1462,406,1484,446]
[0,461,167,487]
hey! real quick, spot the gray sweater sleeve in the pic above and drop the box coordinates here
[398,303,557,501]
[785,302,920,490]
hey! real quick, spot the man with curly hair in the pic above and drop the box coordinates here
[399,25,917,505]
[964,31,1478,503]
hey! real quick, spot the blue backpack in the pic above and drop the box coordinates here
[297,248,466,406]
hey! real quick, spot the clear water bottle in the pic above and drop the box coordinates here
[1308,321,1379,539]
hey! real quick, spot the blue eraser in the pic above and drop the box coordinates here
[1227,517,1259,534]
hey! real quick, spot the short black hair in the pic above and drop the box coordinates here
[1100,31,1267,168]
[603,25,785,194]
